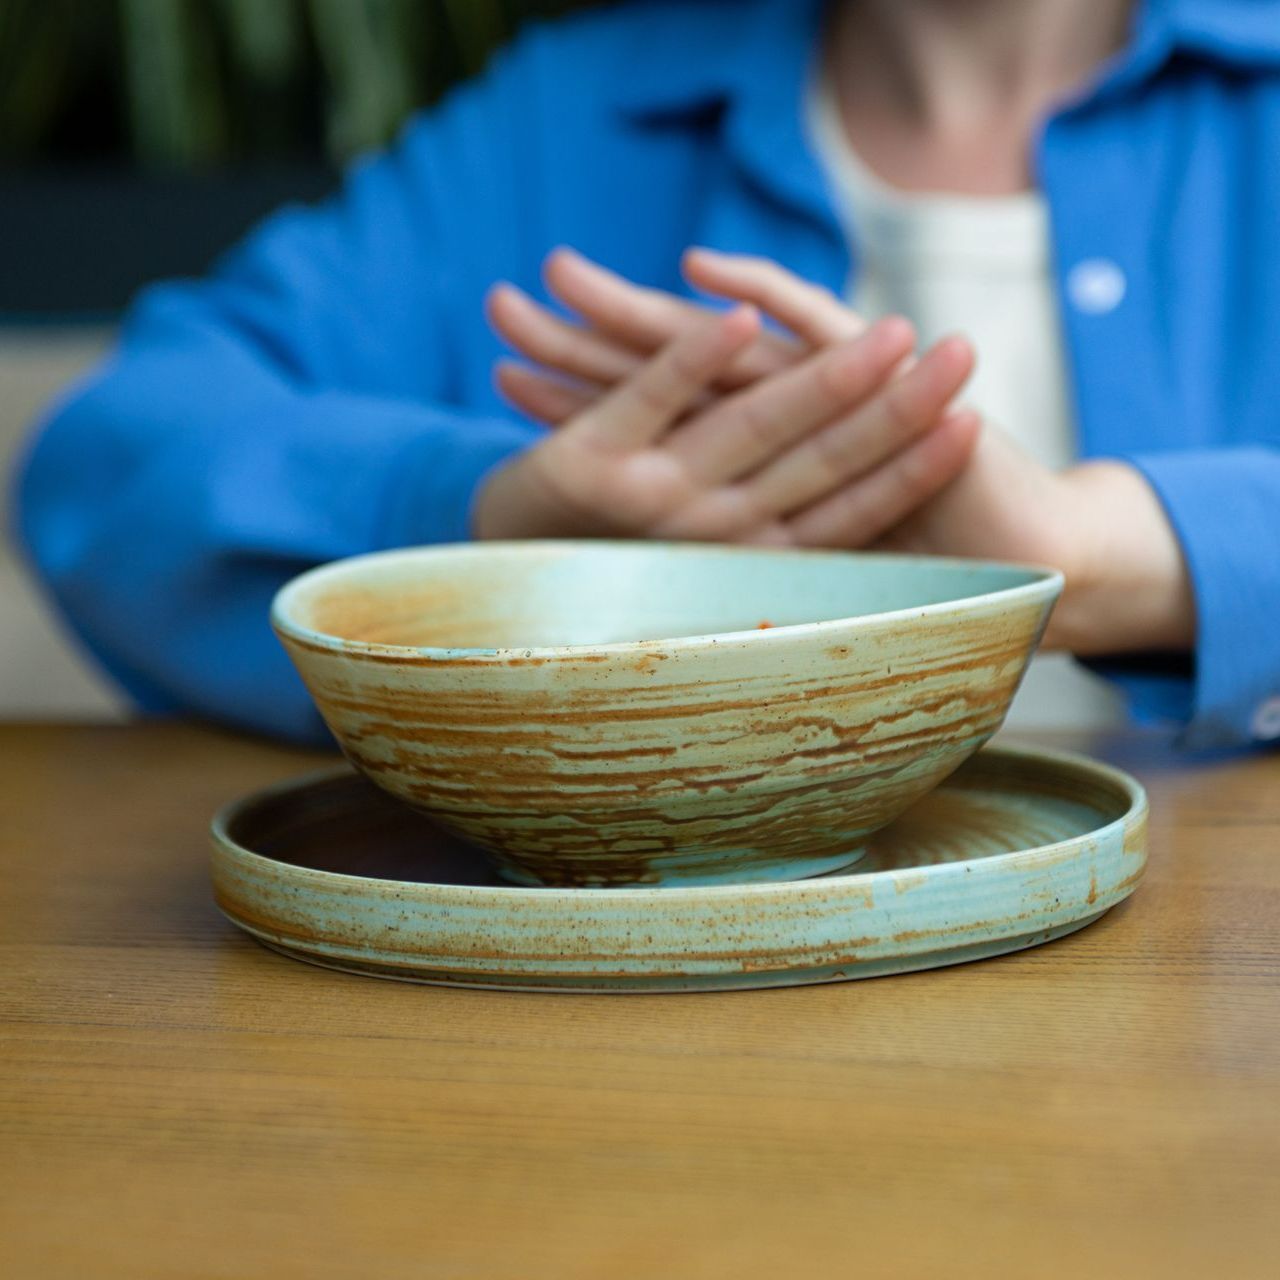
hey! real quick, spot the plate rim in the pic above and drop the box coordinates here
[209,742,1148,905]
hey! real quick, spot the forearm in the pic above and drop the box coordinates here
[1063,448,1280,749]
[1050,460,1196,656]
[15,335,536,740]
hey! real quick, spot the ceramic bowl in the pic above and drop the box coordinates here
[272,541,1061,889]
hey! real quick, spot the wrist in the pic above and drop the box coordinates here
[1049,460,1195,655]
[471,453,525,540]
[472,445,596,541]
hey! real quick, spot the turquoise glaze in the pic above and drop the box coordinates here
[210,745,1148,992]
[272,542,1063,888]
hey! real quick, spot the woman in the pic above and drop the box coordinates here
[15,0,1280,748]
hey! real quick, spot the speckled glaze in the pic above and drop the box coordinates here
[272,542,1062,888]
[210,745,1147,992]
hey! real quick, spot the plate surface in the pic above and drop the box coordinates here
[211,744,1147,992]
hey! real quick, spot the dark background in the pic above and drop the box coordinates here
[0,0,591,317]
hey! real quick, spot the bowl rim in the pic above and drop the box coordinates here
[270,539,1064,662]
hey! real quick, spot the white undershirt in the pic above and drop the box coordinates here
[807,79,1127,730]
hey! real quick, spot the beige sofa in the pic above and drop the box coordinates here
[0,329,126,719]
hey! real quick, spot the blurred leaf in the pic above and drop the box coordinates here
[120,0,227,169]
[1,0,598,170]
[0,0,73,158]
[219,0,300,84]
[307,0,416,158]
[444,0,509,76]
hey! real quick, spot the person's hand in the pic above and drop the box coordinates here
[879,431,1195,655]
[488,246,860,425]
[488,248,1195,655]
[475,295,980,547]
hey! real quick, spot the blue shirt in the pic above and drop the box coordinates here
[14,0,1280,749]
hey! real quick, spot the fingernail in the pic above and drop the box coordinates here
[484,282,514,313]
[938,334,975,362]
[562,246,601,272]
[943,405,981,429]
[545,246,585,278]
[874,315,916,348]
[722,303,759,334]
[499,282,535,310]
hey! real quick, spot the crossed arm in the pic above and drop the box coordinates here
[479,247,1195,658]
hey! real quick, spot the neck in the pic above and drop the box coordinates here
[826,0,1134,193]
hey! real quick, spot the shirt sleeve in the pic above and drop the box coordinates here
[11,47,543,745]
[1094,447,1280,750]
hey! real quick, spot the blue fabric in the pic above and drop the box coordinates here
[13,0,1280,747]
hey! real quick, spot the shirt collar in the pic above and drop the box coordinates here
[605,0,1280,229]
[611,0,832,227]
[1155,0,1280,65]
[608,0,822,120]
[609,0,1280,123]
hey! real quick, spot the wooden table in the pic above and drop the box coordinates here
[2,722,1278,1279]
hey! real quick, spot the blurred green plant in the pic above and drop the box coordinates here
[0,0,589,170]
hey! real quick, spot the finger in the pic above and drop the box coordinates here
[486,282,643,385]
[544,247,693,351]
[744,334,975,516]
[683,248,866,346]
[495,360,597,426]
[577,304,761,450]
[787,408,982,547]
[667,315,917,483]
[545,247,800,387]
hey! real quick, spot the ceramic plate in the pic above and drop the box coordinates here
[210,744,1147,992]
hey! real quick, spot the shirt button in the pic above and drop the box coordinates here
[1251,696,1280,741]
[1067,258,1127,314]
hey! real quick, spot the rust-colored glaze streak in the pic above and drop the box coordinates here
[277,570,1054,886]
[207,739,1145,992]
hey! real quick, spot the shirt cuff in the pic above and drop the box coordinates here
[1116,448,1280,750]
[381,410,540,548]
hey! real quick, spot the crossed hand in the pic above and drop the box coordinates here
[476,248,1194,655]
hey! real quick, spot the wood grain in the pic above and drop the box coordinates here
[2,721,1278,1279]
